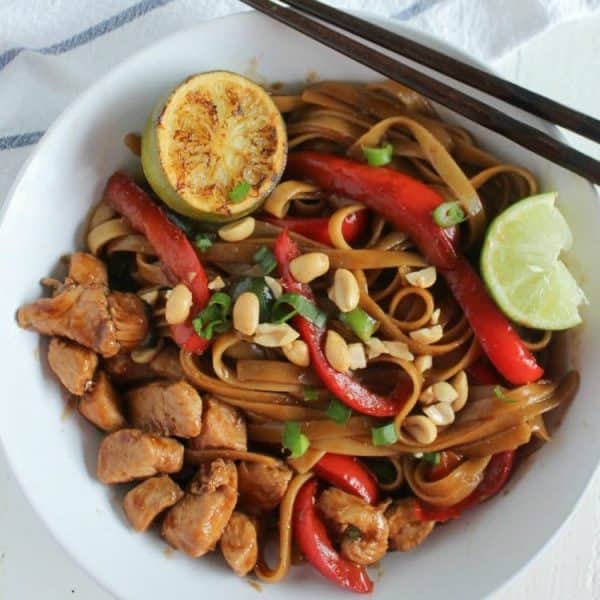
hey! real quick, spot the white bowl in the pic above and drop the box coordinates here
[0,10,598,600]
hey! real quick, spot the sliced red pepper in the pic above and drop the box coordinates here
[103,172,210,354]
[466,357,502,385]
[286,151,458,268]
[314,453,379,505]
[274,229,409,417]
[293,478,373,594]
[260,209,368,247]
[286,152,543,385]
[442,260,542,385]
[427,451,462,482]
[416,450,516,522]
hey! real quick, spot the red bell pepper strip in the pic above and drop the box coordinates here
[260,209,368,247]
[427,451,462,482]
[293,478,373,594]
[416,450,516,522]
[314,454,379,505]
[286,152,543,386]
[466,357,502,385]
[274,229,409,417]
[442,260,542,385]
[286,151,458,269]
[103,172,210,354]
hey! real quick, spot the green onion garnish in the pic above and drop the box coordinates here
[194,232,215,252]
[272,293,327,327]
[422,451,441,465]
[339,307,379,342]
[494,385,517,403]
[229,181,251,203]
[282,421,309,458]
[365,459,397,484]
[303,387,318,402]
[253,246,278,275]
[362,142,393,167]
[432,201,467,228]
[346,526,362,540]
[371,422,399,446]
[326,397,353,424]
[192,292,233,339]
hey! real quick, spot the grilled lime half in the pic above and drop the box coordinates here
[141,71,287,222]
[480,192,585,330]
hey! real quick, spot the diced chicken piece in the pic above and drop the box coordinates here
[317,487,389,565]
[150,345,186,379]
[97,428,183,484]
[126,380,202,438]
[17,283,119,357]
[68,252,108,286]
[79,370,127,432]
[188,397,246,451]
[47,337,98,395]
[237,460,292,516]
[123,475,184,532]
[162,459,237,558]
[220,511,258,576]
[103,353,156,384]
[385,498,435,552]
[107,291,149,352]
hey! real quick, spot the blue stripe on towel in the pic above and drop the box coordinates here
[0,131,45,151]
[394,0,446,20]
[0,0,174,72]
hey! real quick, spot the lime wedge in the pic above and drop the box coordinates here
[480,193,585,330]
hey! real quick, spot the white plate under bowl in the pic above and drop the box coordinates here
[0,10,598,600]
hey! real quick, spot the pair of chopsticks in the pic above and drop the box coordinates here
[241,0,600,185]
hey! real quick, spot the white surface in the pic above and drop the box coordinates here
[0,10,599,600]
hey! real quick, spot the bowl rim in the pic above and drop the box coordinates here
[0,8,598,600]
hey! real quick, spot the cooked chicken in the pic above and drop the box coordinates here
[79,370,127,432]
[385,498,435,552]
[189,397,246,451]
[103,353,156,384]
[126,380,202,438]
[237,460,292,516]
[162,458,237,557]
[220,511,258,576]
[107,291,149,352]
[97,428,183,484]
[68,252,108,286]
[18,283,119,357]
[150,345,185,379]
[317,487,389,566]
[47,337,98,395]
[123,475,184,532]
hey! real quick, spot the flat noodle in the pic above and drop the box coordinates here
[185,449,278,466]
[255,473,313,583]
[87,217,133,255]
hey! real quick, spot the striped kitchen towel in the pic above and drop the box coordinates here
[0,0,598,202]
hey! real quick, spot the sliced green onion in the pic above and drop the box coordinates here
[282,421,309,458]
[326,397,352,424]
[229,181,251,203]
[346,525,362,540]
[362,142,393,167]
[339,307,379,342]
[253,246,277,275]
[371,422,399,446]
[494,385,517,403]
[365,459,397,484]
[192,292,233,339]
[432,201,467,228]
[273,293,327,327]
[422,451,441,465]
[194,232,215,252]
[303,387,318,402]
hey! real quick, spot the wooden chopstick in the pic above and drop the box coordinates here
[241,0,600,185]
[286,0,600,144]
